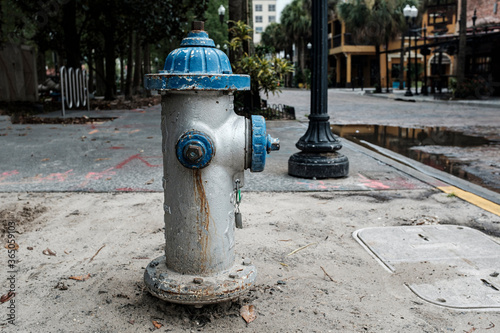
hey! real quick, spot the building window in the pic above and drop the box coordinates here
[269,4,276,11]
[475,57,491,74]
[255,16,263,23]
[255,27,263,33]
[255,4,262,11]
[269,16,276,23]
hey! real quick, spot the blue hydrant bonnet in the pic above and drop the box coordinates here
[144,23,250,91]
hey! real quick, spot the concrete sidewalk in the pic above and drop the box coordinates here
[363,87,500,109]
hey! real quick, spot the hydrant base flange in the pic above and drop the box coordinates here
[144,256,257,306]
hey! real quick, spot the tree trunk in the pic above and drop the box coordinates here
[300,38,305,73]
[125,31,133,99]
[95,55,106,96]
[104,31,116,100]
[62,0,80,68]
[385,38,390,93]
[456,0,467,83]
[132,33,142,95]
[398,32,405,89]
[143,43,151,97]
[36,50,46,84]
[375,44,382,93]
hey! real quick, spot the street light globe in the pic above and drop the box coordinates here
[218,4,225,16]
[403,4,411,18]
[410,5,418,18]
[307,43,312,50]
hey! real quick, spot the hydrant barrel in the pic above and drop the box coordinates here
[143,21,279,305]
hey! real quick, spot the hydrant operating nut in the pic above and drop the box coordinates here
[176,130,215,169]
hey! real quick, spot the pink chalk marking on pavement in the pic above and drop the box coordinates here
[114,154,161,169]
[296,180,340,190]
[109,146,125,149]
[85,167,116,180]
[35,169,74,182]
[358,174,391,190]
[0,170,19,182]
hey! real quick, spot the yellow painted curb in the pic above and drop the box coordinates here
[438,186,500,217]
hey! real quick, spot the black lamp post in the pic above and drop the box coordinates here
[218,4,225,26]
[472,8,477,74]
[413,23,419,95]
[288,0,348,179]
[421,26,429,96]
[403,5,418,97]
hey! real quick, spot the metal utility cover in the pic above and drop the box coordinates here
[354,225,500,310]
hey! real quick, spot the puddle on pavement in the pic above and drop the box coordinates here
[332,124,498,192]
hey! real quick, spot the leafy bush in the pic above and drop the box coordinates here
[228,20,294,106]
[452,76,494,100]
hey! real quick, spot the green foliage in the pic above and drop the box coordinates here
[261,22,286,54]
[229,20,294,99]
[203,0,230,49]
[451,76,494,100]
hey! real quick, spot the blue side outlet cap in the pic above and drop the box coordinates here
[251,115,267,172]
[251,115,280,172]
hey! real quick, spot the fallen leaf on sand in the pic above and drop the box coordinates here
[240,305,256,323]
[4,242,19,250]
[145,178,154,185]
[42,248,56,256]
[69,273,91,281]
[41,158,50,161]
[0,291,15,304]
[152,320,162,329]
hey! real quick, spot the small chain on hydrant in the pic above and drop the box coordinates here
[234,179,243,229]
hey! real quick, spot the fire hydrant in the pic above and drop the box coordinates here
[143,22,279,306]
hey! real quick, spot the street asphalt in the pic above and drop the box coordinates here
[1,89,499,202]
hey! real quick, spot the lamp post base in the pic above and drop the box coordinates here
[288,152,349,179]
[404,88,413,97]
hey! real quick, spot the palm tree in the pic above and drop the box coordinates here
[261,22,286,56]
[337,0,403,93]
[281,0,311,74]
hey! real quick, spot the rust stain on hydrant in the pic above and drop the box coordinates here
[193,169,211,273]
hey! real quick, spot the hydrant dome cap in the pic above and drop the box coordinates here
[180,31,216,47]
[144,27,250,91]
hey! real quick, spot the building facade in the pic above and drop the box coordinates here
[253,0,277,44]
[328,0,500,95]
